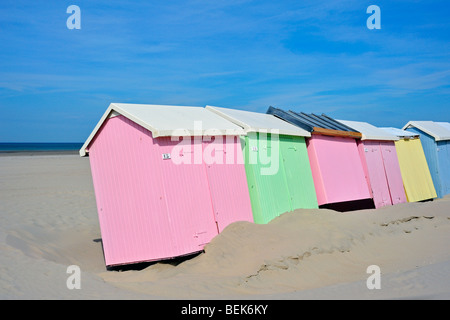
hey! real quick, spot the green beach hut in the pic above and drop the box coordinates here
[206,105,318,224]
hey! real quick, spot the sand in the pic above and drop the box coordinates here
[0,154,449,300]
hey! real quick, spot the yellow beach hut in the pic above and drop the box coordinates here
[380,127,437,202]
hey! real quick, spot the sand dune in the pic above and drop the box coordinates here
[0,154,449,299]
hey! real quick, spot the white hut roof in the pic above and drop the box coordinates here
[80,103,246,156]
[402,121,450,141]
[205,105,311,137]
[379,127,419,139]
[437,122,450,132]
[337,120,399,141]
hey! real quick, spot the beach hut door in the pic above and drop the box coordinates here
[437,141,450,196]
[203,139,229,233]
[203,137,252,233]
[364,142,392,207]
[380,142,407,205]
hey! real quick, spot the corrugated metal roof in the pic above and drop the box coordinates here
[402,121,450,141]
[379,127,419,138]
[291,111,356,132]
[266,107,313,132]
[80,103,246,156]
[205,105,311,137]
[337,120,399,141]
[266,106,362,138]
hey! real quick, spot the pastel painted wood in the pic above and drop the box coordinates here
[267,107,372,207]
[306,135,371,206]
[206,106,318,224]
[380,127,437,202]
[403,121,450,198]
[82,104,253,267]
[379,142,407,205]
[338,119,407,209]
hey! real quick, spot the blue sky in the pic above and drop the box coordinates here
[0,0,449,142]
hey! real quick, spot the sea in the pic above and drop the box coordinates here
[0,142,83,153]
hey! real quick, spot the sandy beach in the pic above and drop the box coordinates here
[1,154,449,300]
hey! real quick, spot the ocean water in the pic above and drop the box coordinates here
[0,142,83,152]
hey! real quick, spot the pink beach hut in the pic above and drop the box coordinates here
[337,120,407,208]
[267,107,372,211]
[80,103,254,267]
